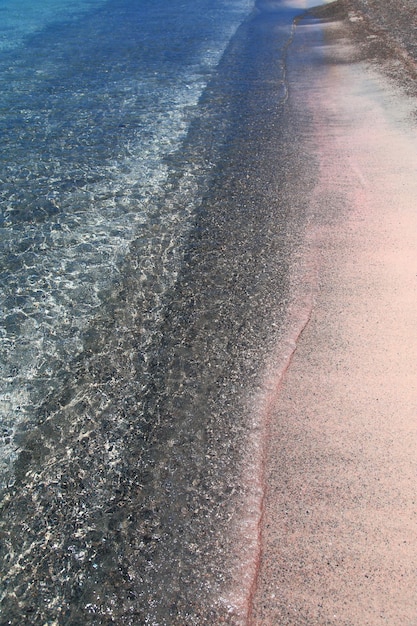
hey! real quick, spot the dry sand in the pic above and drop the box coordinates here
[249,6,417,625]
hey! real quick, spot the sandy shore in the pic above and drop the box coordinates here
[248,4,417,624]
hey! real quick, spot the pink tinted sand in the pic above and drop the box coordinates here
[248,15,417,626]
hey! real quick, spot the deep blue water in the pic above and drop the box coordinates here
[0,0,319,623]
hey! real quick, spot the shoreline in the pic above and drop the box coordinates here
[1,1,416,622]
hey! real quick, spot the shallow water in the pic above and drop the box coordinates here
[0,0,253,488]
[0,0,320,623]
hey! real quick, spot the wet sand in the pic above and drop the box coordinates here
[249,4,417,624]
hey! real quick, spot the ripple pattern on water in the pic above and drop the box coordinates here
[0,0,254,489]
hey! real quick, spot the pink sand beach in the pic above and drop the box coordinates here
[245,4,417,624]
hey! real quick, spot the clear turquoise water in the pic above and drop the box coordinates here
[0,0,108,50]
[0,0,253,487]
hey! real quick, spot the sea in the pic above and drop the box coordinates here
[0,0,321,623]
